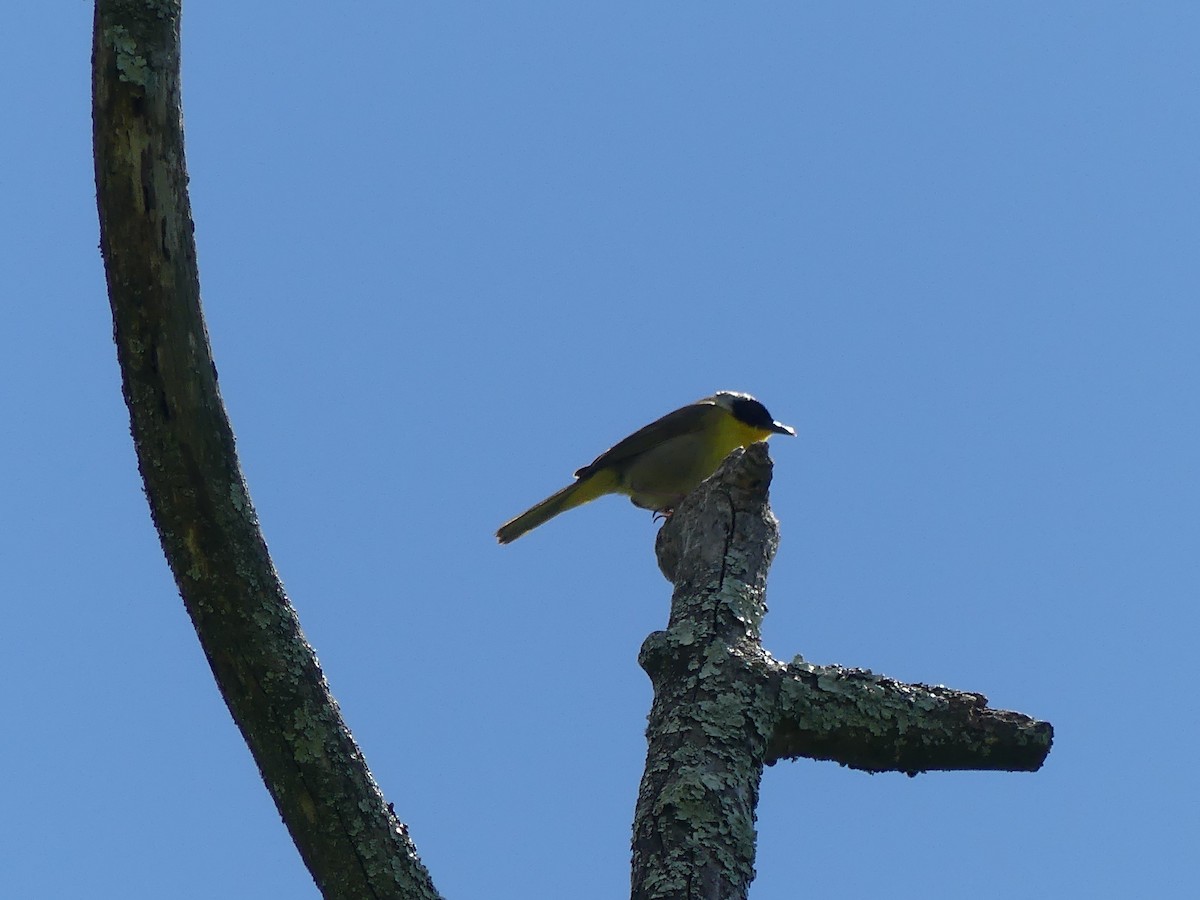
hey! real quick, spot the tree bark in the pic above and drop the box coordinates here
[91,3,440,897]
[631,445,1053,900]
[765,660,1053,774]
[632,446,782,900]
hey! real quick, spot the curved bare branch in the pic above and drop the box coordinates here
[91,3,440,896]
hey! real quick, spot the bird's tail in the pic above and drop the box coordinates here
[496,470,617,544]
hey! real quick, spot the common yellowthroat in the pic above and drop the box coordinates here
[496,391,794,544]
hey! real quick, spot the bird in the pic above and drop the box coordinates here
[496,391,794,544]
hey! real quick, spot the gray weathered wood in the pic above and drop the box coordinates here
[632,444,1052,899]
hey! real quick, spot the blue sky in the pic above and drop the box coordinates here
[4,3,1197,897]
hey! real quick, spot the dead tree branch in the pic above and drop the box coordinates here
[91,3,440,896]
[632,444,1052,900]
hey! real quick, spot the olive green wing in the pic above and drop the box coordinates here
[574,400,720,479]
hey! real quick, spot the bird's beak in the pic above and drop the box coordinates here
[770,421,796,436]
